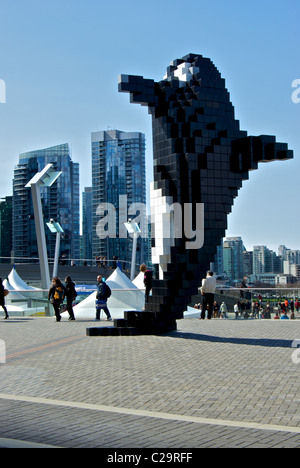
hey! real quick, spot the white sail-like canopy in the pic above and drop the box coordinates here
[132,272,145,290]
[2,271,45,316]
[3,278,27,301]
[8,267,42,291]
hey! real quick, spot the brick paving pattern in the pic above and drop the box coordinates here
[1,317,300,448]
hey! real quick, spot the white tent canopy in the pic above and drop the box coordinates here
[62,267,145,319]
[8,267,42,292]
[106,267,140,290]
[132,272,145,290]
[2,269,45,316]
[3,278,27,301]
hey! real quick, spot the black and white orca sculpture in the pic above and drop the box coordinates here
[118,53,293,329]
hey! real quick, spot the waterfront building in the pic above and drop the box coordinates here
[0,196,13,263]
[82,187,93,263]
[13,144,80,263]
[91,130,147,269]
[223,236,245,281]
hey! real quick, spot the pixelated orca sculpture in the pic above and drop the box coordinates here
[87,53,293,337]
[118,53,293,327]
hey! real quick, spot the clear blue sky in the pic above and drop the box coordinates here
[0,0,299,252]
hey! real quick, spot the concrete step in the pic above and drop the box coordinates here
[86,310,177,337]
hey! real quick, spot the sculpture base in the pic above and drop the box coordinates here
[86,311,177,337]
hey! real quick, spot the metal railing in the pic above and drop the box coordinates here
[2,285,300,320]
[191,287,300,319]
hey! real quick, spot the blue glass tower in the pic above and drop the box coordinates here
[13,143,80,264]
[92,130,147,270]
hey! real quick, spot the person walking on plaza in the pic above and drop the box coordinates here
[201,271,216,320]
[48,277,66,322]
[213,301,219,319]
[95,275,112,321]
[0,278,9,320]
[65,276,77,321]
[290,300,295,320]
[220,302,228,319]
[140,264,153,305]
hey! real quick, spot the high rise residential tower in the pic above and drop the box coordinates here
[82,187,93,263]
[13,144,80,262]
[253,245,276,275]
[0,196,13,263]
[223,236,246,281]
[91,130,147,268]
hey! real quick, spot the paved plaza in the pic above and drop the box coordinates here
[1,315,300,448]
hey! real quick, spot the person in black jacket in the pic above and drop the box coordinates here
[48,277,66,322]
[0,278,8,319]
[65,276,77,321]
[140,264,153,304]
[95,275,112,321]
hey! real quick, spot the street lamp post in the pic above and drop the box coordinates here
[25,164,62,290]
[46,219,64,278]
[124,221,141,281]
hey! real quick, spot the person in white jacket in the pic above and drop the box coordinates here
[200,271,216,320]
[220,302,228,318]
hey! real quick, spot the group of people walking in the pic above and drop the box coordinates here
[48,274,113,322]
[48,276,77,322]
[48,264,153,323]
[0,262,153,322]
[0,275,112,322]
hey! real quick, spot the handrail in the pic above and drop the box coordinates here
[214,287,300,291]
[6,286,300,294]
[5,288,146,293]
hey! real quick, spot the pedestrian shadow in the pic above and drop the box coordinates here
[170,331,293,348]
[0,318,35,323]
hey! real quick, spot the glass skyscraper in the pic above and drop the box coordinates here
[91,130,147,269]
[82,187,93,263]
[0,196,13,263]
[13,144,80,263]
